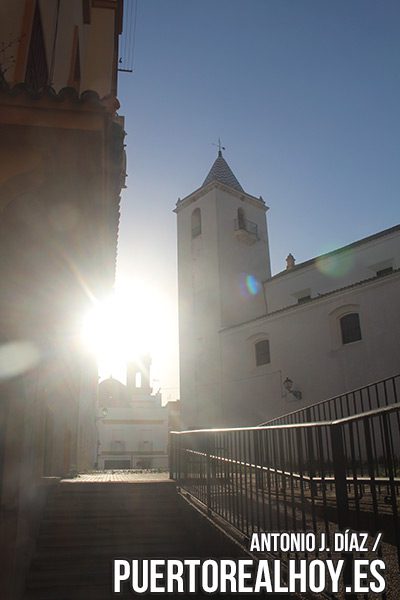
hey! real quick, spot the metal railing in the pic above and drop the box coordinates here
[234,218,258,236]
[191,224,201,238]
[261,374,400,426]
[170,403,400,596]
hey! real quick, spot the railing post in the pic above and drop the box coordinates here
[331,423,349,524]
[206,433,212,516]
[305,408,317,496]
[169,433,174,480]
[331,423,355,599]
[254,430,262,490]
[177,434,182,487]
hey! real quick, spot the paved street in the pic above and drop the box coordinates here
[63,470,170,483]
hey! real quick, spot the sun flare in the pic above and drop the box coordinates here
[81,279,174,383]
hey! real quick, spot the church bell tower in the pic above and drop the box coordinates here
[175,150,271,428]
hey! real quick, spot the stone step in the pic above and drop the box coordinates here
[39,516,185,530]
[24,585,222,600]
[35,536,190,549]
[40,513,178,523]
[42,506,178,517]
[24,479,252,599]
[32,541,197,562]
[30,551,202,572]
[24,583,149,600]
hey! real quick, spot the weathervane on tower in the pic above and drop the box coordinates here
[212,137,226,156]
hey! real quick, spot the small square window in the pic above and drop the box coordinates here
[255,340,270,366]
[376,266,393,277]
[297,295,311,304]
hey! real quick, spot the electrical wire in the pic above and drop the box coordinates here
[119,0,137,73]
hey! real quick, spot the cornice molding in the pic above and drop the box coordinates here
[174,180,268,213]
[220,268,400,334]
[0,80,119,113]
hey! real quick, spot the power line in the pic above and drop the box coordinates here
[119,0,137,73]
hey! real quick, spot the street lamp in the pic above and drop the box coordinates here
[283,377,302,400]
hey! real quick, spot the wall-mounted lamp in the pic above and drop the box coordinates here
[283,377,302,400]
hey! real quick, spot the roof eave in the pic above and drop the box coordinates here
[266,223,400,282]
[174,180,268,213]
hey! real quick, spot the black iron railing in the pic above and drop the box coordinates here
[170,403,400,595]
[234,218,258,236]
[261,374,400,426]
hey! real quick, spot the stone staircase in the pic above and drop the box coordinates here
[23,478,248,599]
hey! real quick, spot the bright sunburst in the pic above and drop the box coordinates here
[81,279,174,383]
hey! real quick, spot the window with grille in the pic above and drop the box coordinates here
[340,313,362,345]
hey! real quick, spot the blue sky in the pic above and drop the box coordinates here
[115,0,400,399]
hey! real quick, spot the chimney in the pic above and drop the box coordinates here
[286,253,295,270]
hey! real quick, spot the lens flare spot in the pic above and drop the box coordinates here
[0,341,40,380]
[316,251,354,278]
[240,273,261,296]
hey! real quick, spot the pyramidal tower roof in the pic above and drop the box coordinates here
[202,150,244,192]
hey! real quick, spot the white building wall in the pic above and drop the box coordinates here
[216,188,270,327]
[98,403,169,469]
[177,187,222,428]
[221,270,400,426]
[266,228,400,312]
[176,157,400,431]
[176,182,270,429]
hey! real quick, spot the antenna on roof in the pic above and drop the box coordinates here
[212,137,226,156]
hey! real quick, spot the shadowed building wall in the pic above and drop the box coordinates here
[0,1,125,597]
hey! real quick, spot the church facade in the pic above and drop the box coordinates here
[97,356,170,470]
[176,152,400,429]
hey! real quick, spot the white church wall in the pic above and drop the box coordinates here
[176,187,224,428]
[98,405,169,469]
[265,227,400,313]
[221,271,400,425]
[215,187,270,327]
[176,153,400,431]
[176,183,272,428]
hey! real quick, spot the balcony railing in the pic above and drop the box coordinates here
[191,224,201,238]
[234,218,258,237]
